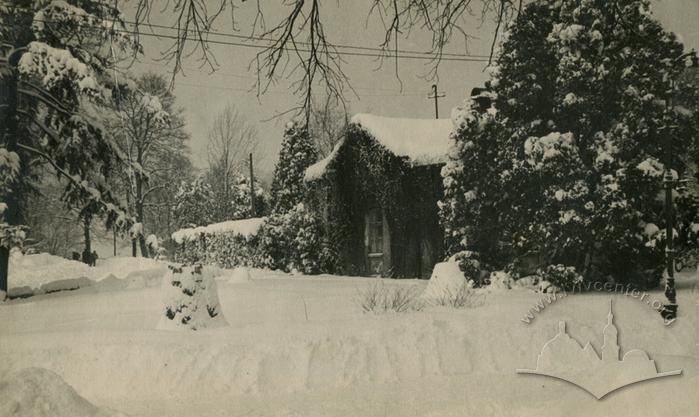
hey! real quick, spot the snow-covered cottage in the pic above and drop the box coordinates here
[304,113,454,278]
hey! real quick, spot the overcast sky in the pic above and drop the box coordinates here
[127,0,699,181]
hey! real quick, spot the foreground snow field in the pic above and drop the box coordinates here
[1,259,698,417]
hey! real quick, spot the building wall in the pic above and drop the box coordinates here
[306,128,444,278]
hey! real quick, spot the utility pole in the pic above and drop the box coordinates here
[427,84,445,119]
[248,153,256,217]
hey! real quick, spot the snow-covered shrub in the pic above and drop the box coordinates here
[356,280,424,313]
[172,220,263,269]
[538,264,583,292]
[451,251,483,284]
[431,282,485,309]
[487,270,514,290]
[158,264,227,330]
[256,203,336,274]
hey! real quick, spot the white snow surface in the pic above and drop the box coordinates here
[0,367,123,417]
[8,252,168,297]
[351,113,454,165]
[422,261,471,300]
[171,217,265,243]
[304,114,454,181]
[0,260,698,417]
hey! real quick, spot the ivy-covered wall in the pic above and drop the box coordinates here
[306,125,444,278]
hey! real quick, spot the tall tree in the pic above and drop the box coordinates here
[109,72,189,257]
[441,0,699,288]
[270,121,318,213]
[308,94,349,157]
[0,0,139,295]
[173,175,216,229]
[205,104,261,221]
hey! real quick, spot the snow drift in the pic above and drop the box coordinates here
[422,261,471,301]
[7,252,168,298]
[0,367,122,417]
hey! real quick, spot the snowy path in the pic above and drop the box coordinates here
[1,269,698,416]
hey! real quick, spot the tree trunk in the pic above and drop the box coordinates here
[82,215,94,266]
[132,238,137,257]
[83,216,92,254]
[0,66,19,296]
[0,246,9,298]
[135,171,149,258]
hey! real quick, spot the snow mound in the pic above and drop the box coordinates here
[7,252,169,297]
[171,217,265,243]
[9,253,92,290]
[158,265,228,330]
[225,266,252,283]
[351,113,453,165]
[422,261,471,300]
[0,367,122,417]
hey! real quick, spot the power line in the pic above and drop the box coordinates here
[175,81,428,97]
[124,18,491,60]
[30,18,490,63]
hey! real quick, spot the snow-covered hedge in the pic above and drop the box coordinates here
[171,206,336,274]
[171,218,264,268]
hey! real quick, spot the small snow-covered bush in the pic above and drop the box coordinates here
[452,250,483,284]
[158,264,227,330]
[538,264,583,291]
[487,270,514,290]
[356,280,424,313]
[432,282,485,309]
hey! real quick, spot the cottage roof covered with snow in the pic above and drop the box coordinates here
[304,113,454,182]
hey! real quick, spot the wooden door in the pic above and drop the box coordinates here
[364,208,391,276]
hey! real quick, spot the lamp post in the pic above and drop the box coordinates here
[660,50,698,322]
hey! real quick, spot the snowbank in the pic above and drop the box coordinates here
[221,266,252,283]
[0,271,698,416]
[7,252,168,297]
[0,367,122,417]
[422,261,471,300]
[171,217,265,244]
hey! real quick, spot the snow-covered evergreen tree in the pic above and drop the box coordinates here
[173,176,216,229]
[256,203,335,274]
[158,264,227,331]
[229,172,266,219]
[441,0,699,287]
[0,1,139,294]
[270,121,318,213]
